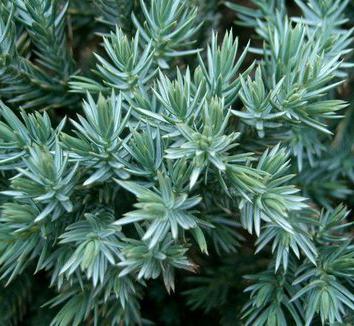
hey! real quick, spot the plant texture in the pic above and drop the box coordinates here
[0,0,353,325]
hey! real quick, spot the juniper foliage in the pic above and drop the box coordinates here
[0,0,353,325]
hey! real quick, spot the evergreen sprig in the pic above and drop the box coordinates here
[0,0,77,109]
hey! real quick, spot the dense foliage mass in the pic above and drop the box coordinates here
[0,0,353,325]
